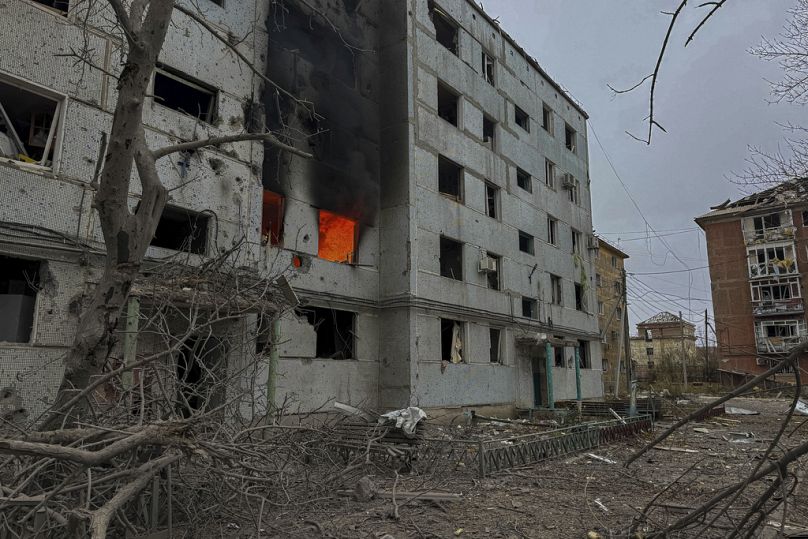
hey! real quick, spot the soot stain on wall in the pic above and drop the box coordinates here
[263,0,381,226]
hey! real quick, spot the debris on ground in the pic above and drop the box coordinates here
[795,400,808,416]
[723,432,756,443]
[380,406,427,435]
[586,453,617,464]
[725,406,760,415]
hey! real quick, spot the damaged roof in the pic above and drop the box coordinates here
[696,177,808,224]
[638,311,695,328]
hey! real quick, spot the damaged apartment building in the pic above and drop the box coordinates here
[0,0,603,421]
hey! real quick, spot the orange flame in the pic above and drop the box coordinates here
[318,210,357,264]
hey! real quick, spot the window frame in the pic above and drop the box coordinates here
[482,50,495,85]
[550,274,563,305]
[565,123,577,153]
[547,216,558,246]
[514,105,530,133]
[521,297,538,319]
[542,104,553,135]
[545,159,556,189]
[439,235,464,281]
[518,230,534,255]
[516,167,532,193]
[152,64,218,124]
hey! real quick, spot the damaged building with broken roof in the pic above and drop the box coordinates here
[0,0,603,421]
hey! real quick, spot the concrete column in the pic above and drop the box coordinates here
[574,345,582,402]
[545,341,554,410]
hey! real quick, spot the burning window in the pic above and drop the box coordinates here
[32,0,69,13]
[565,123,577,153]
[438,155,463,201]
[482,51,495,85]
[440,236,463,280]
[542,104,553,134]
[485,182,499,219]
[483,114,496,149]
[514,105,530,132]
[518,231,534,255]
[430,3,458,55]
[318,210,357,264]
[440,318,464,363]
[521,297,537,319]
[437,81,459,126]
[489,328,502,363]
[261,190,284,246]
[0,77,62,167]
[153,65,217,123]
[550,274,562,305]
[151,206,209,254]
[516,167,532,193]
[0,256,40,343]
[298,307,355,359]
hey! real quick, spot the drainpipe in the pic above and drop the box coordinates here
[266,316,280,415]
[545,340,554,410]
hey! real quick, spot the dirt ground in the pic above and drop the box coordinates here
[242,397,808,538]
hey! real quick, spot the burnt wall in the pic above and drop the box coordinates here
[263,0,385,225]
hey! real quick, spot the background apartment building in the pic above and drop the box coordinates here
[697,179,808,385]
[629,312,697,374]
[595,238,629,394]
[0,0,603,420]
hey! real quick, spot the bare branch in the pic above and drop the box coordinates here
[153,132,313,160]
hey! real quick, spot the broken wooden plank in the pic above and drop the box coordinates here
[652,446,699,454]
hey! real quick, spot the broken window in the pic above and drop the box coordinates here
[32,0,69,13]
[514,105,530,132]
[750,277,801,303]
[261,190,284,246]
[516,167,532,193]
[483,114,496,149]
[565,123,576,153]
[438,155,463,201]
[578,340,590,368]
[547,217,558,246]
[318,210,357,264]
[151,206,209,254]
[567,177,580,205]
[437,81,459,126]
[489,328,501,363]
[484,252,501,290]
[753,213,781,234]
[485,182,499,219]
[545,159,555,188]
[550,274,562,305]
[440,318,464,363]
[574,282,584,311]
[0,78,62,167]
[176,336,225,416]
[521,297,537,319]
[518,230,534,255]
[554,346,565,367]
[0,256,40,343]
[748,243,797,277]
[440,236,463,280]
[482,50,495,85]
[430,3,458,55]
[153,65,217,123]
[542,104,553,134]
[571,229,582,255]
[298,307,356,359]
[646,347,654,356]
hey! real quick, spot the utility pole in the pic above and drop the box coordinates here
[680,310,688,390]
[704,309,709,382]
[623,270,632,396]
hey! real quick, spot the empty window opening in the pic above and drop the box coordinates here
[571,229,582,255]
[151,206,209,254]
[518,230,534,255]
[32,0,69,13]
[802,210,808,226]
[646,347,654,356]
[550,274,562,305]
[521,297,537,319]
[438,155,463,201]
[437,81,459,126]
[0,79,62,167]
[542,104,553,134]
[748,243,797,277]
[578,340,590,368]
[154,65,217,123]
[565,123,576,153]
[318,210,357,264]
[483,114,496,148]
[514,105,530,132]
[482,51,495,85]
[566,176,580,204]
[574,282,584,311]
[483,252,501,290]
[261,190,284,246]
[430,3,458,55]
[299,307,356,359]
[440,236,463,280]
[554,346,564,367]
[0,256,40,343]
[753,213,781,234]
[489,328,501,363]
[255,316,271,355]
[485,182,499,219]
[545,159,555,188]
[547,217,558,245]
[441,318,464,363]
[516,167,532,193]
[751,277,801,303]
[176,336,224,417]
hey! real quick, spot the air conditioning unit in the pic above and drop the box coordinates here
[561,173,575,189]
[587,235,600,250]
[478,256,497,273]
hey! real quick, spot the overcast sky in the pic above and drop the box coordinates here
[486,1,803,341]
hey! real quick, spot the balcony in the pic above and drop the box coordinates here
[753,299,804,317]
[755,335,805,354]
[755,319,807,354]
[743,225,796,245]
